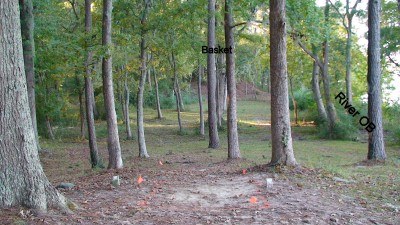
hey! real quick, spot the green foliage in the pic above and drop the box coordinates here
[289,87,314,111]
[317,103,361,140]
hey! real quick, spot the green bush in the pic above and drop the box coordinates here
[317,107,360,140]
[289,87,314,111]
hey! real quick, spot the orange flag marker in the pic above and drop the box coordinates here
[242,169,247,175]
[137,175,144,184]
[250,196,257,204]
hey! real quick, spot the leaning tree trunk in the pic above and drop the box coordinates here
[367,0,386,160]
[19,0,40,151]
[224,0,241,159]
[102,0,123,169]
[269,0,297,166]
[311,50,328,122]
[207,0,220,148]
[0,0,69,212]
[84,0,100,167]
[153,68,163,119]
[198,64,205,136]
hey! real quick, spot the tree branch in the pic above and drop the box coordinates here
[328,0,348,30]
[292,34,324,70]
[230,20,264,29]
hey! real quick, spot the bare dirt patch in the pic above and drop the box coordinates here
[1,155,398,225]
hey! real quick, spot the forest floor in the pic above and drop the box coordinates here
[1,100,399,225]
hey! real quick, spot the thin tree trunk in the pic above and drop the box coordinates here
[172,51,183,133]
[137,37,149,158]
[225,0,241,159]
[147,52,152,89]
[0,0,69,211]
[136,0,150,158]
[367,0,386,160]
[198,64,205,136]
[78,89,86,139]
[45,115,55,140]
[269,0,297,166]
[207,0,220,148]
[84,0,101,168]
[289,77,298,125]
[102,0,123,169]
[124,71,133,140]
[153,68,163,119]
[311,59,328,121]
[19,0,40,151]
[345,22,353,104]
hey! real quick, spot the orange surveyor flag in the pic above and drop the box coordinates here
[250,196,257,204]
[137,175,144,184]
[242,169,247,175]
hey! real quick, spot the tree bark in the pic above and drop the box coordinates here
[102,0,123,169]
[19,0,40,151]
[153,68,163,119]
[198,64,205,136]
[207,0,220,148]
[0,0,69,212]
[311,57,328,121]
[367,0,386,160]
[225,0,241,159]
[269,0,297,166]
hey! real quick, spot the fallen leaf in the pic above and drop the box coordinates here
[159,160,163,166]
[250,196,257,204]
[137,175,144,184]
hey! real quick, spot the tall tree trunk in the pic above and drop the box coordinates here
[19,0,40,151]
[225,0,241,159]
[137,36,149,158]
[207,0,220,148]
[198,64,205,136]
[269,0,297,166]
[136,0,150,158]
[311,58,328,121]
[153,68,163,119]
[367,0,386,160]
[172,51,183,133]
[124,70,133,140]
[84,0,100,168]
[322,1,337,138]
[102,0,123,169]
[216,54,226,128]
[0,0,69,212]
